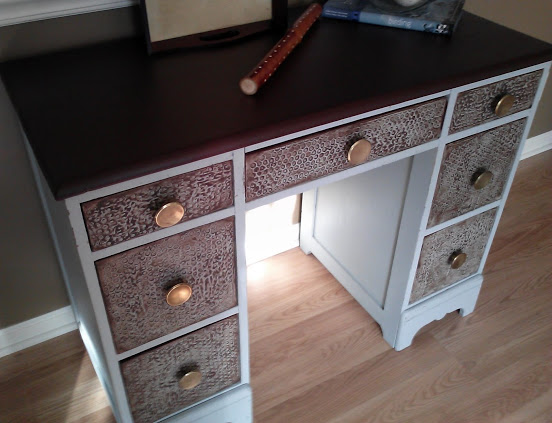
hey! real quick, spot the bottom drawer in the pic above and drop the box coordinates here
[121,316,240,423]
[410,209,497,304]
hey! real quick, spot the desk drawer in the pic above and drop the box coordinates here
[245,98,446,202]
[82,161,234,251]
[428,119,526,227]
[410,209,496,304]
[96,217,237,353]
[449,70,541,134]
[121,316,240,423]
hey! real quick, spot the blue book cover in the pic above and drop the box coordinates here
[322,0,465,35]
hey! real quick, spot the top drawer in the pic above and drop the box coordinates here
[245,98,446,202]
[82,162,234,251]
[449,70,542,134]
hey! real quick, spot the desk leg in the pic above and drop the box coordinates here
[394,275,482,351]
[299,188,317,255]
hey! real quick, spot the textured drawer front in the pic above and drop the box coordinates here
[428,119,526,228]
[96,217,237,353]
[121,316,240,423]
[82,161,234,251]
[449,70,541,134]
[410,209,497,304]
[245,98,446,202]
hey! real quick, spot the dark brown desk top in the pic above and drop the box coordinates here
[1,10,551,199]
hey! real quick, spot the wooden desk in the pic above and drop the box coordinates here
[1,9,551,423]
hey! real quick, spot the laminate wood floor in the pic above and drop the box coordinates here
[1,151,551,423]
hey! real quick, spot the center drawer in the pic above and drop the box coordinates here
[245,98,446,202]
[96,217,237,353]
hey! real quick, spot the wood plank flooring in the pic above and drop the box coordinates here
[1,150,551,423]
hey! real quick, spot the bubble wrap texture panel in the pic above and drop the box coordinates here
[96,217,237,352]
[428,119,525,227]
[82,161,234,251]
[121,316,240,423]
[245,98,446,202]
[449,70,541,134]
[410,209,497,304]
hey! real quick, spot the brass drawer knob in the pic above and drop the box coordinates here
[472,170,493,190]
[347,139,372,165]
[155,202,185,228]
[494,94,516,117]
[166,283,193,306]
[179,370,202,390]
[449,251,467,270]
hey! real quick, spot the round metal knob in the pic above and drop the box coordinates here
[179,370,202,390]
[472,170,493,190]
[347,139,372,165]
[449,251,467,270]
[155,202,185,228]
[166,283,192,306]
[494,94,515,117]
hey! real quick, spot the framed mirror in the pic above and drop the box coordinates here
[141,0,288,53]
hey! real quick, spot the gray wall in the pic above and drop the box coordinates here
[464,0,552,137]
[0,81,70,327]
[0,8,141,328]
[0,3,551,329]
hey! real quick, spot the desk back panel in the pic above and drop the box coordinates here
[313,157,412,308]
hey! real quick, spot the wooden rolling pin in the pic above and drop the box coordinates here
[240,3,322,95]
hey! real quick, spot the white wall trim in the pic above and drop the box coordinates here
[0,305,77,358]
[0,0,137,27]
[521,130,552,160]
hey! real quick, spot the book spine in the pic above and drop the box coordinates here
[359,11,452,35]
[321,6,360,22]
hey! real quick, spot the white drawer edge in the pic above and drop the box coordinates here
[244,91,449,153]
[403,274,483,315]
[160,383,252,423]
[424,202,500,236]
[69,151,234,204]
[91,206,235,261]
[450,62,549,96]
[443,109,531,144]
[116,306,239,361]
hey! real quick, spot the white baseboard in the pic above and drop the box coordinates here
[0,0,137,27]
[521,131,552,160]
[0,0,306,27]
[0,305,77,358]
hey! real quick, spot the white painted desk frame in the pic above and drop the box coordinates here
[26,61,550,423]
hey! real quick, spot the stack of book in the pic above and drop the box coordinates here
[322,0,465,36]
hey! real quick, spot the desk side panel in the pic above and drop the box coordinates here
[25,136,118,418]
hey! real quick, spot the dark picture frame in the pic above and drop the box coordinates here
[140,0,288,54]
